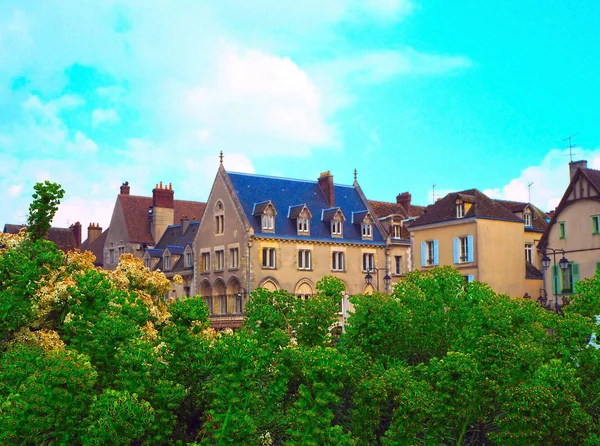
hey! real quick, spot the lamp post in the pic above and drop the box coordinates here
[538,248,569,314]
[364,267,392,293]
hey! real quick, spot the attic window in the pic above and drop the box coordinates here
[362,223,372,238]
[331,219,342,236]
[262,214,275,231]
[524,212,532,227]
[456,202,465,218]
[297,217,309,234]
[164,253,171,271]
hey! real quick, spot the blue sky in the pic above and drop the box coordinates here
[1,1,599,231]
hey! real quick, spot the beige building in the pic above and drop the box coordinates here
[539,160,600,309]
[409,189,547,298]
[194,161,403,328]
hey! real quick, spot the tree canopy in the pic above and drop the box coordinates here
[2,183,600,444]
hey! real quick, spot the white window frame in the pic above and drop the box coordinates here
[262,214,274,231]
[362,223,372,238]
[392,224,402,239]
[298,249,312,270]
[362,253,374,272]
[262,247,276,269]
[456,203,465,218]
[185,251,192,268]
[332,251,345,271]
[331,219,343,236]
[524,212,532,226]
[164,254,171,271]
[460,236,469,263]
[426,241,435,265]
[297,217,309,234]
[525,244,533,264]
[144,257,151,269]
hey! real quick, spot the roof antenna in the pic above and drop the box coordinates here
[432,184,437,204]
[562,132,580,162]
[527,182,534,204]
[219,151,224,164]
[353,168,357,181]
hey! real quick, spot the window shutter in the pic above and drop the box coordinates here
[467,236,474,262]
[433,240,439,266]
[572,263,580,289]
[421,242,426,267]
[453,238,459,264]
[596,262,600,274]
[552,265,559,295]
[467,275,474,283]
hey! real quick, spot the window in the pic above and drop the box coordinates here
[298,218,309,234]
[184,286,190,297]
[392,224,402,239]
[362,223,372,238]
[332,251,345,271]
[109,249,115,264]
[201,252,211,272]
[525,244,533,264]
[229,248,239,269]
[235,293,243,314]
[220,295,227,315]
[215,250,224,271]
[362,253,374,272]
[552,262,580,294]
[524,212,532,227]
[592,215,600,235]
[394,255,402,275]
[421,240,439,266]
[456,203,465,218]
[331,219,342,236]
[164,254,171,270]
[118,246,125,256]
[298,250,312,270]
[185,252,192,268]
[144,258,151,269]
[262,214,274,231]
[215,215,224,234]
[453,237,473,264]
[262,247,276,269]
[559,221,566,239]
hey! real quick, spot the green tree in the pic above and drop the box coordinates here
[26,180,65,241]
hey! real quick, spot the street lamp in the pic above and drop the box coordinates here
[538,248,569,314]
[364,267,391,293]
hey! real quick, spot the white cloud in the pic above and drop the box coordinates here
[92,108,120,127]
[8,184,22,198]
[53,196,114,232]
[484,148,600,212]
[68,131,98,154]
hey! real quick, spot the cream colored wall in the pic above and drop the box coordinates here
[477,219,526,297]
[194,171,249,310]
[411,220,478,279]
[151,207,174,244]
[544,199,600,285]
[250,238,391,296]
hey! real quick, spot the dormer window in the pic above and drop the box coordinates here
[262,214,274,230]
[392,224,402,239]
[362,223,372,237]
[289,204,312,236]
[524,212,532,227]
[164,253,171,271]
[456,202,465,218]
[145,257,151,269]
[298,218,309,233]
[331,219,342,236]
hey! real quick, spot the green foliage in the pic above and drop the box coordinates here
[26,180,65,241]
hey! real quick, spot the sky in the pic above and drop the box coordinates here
[1,1,600,232]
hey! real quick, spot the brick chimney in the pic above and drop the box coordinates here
[396,192,412,214]
[120,181,130,195]
[70,221,82,248]
[569,160,587,180]
[180,216,189,236]
[318,171,335,207]
[151,181,175,243]
[87,223,102,244]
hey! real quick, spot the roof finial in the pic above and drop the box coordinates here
[353,168,357,181]
[219,151,224,164]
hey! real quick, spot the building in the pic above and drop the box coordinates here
[3,222,82,253]
[102,181,205,270]
[194,161,395,328]
[142,217,199,299]
[538,160,600,308]
[79,223,108,267]
[408,189,546,297]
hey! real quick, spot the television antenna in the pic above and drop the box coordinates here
[562,132,580,162]
[527,182,534,204]
[432,184,437,204]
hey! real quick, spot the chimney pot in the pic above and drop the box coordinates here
[152,182,175,209]
[396,192,412,214]
[86,222,102,244]
[120,181,130,195]
[569,160,588,180]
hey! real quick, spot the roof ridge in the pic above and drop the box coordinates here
[228,171,354,188]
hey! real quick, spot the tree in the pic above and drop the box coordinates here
[26,180,65,241]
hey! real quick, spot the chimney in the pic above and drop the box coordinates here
[151,181,175,243]
[180,216,190,235]
[569,160,587,180]
[318,171,335,207]
[120,181,130,195]
[70,221,82,248]
[396,192,412,214]
[87,223,102,244]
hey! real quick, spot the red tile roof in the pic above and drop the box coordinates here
[3,224,77,253]
[119,195,206,244]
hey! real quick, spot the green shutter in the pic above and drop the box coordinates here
[552,265,559,295]
[596,262,600,274]
[572,263,580,291]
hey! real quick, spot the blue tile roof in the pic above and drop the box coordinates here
[228,172,385,244]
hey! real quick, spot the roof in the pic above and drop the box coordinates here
[368,200,425,220]
[410,189,523,228]
[526,261,543,279]
[80,228,109,265]
[539,166,600,248]
[3,224,77,253]
[322,207,343,221]
[288,204,308,219]
[227,172,386,244]
[119,195,206,244]
[151,221,199,272]
[494,199,549,232]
